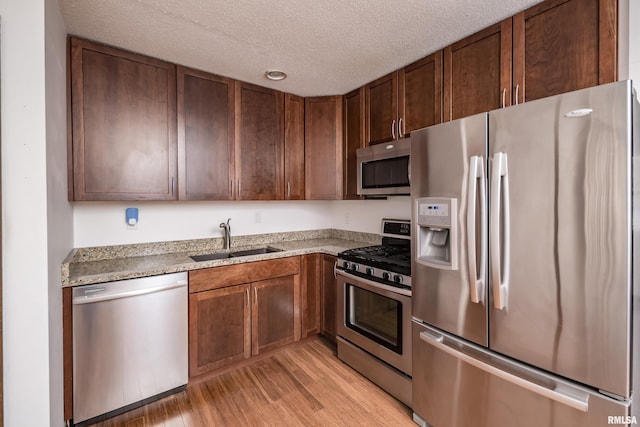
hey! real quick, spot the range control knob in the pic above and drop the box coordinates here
[342,261,351,270]
[382,272,391,281]
[365,267,374,276]
[393,274,403,284]
[351,263,359,272]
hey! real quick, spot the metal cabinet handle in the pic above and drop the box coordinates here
[391,119,396,140]
[333,261,338,279]
[419,331,589,412]
[466,156,486,304]
[489,152,510,310]
[238,180,241,197]
[515,84,520,105]
[398,118,404,139]
[171,177,175,196]
[287,181,291,198]
[254,287,258,301]
[502,88,506,108]
[246,288,250,306]
[231,179,235,198]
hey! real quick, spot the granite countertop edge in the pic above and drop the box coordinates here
[63,230,379,288]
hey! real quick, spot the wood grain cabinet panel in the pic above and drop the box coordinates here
[252,275,301,355]
[366,72,398,146]
[70,37,177,200]
[235,82,284,200]
[189,284,251,376]
[304,96,343,200]
[400,51,443,133]
[177,66,235,200]
[301,254,321,338]
[188,257,301,377]
[321,255,337,343]
[443,19,513,121]
[284,94,305,200]
[366,52,443,144]
[342,88,365,200]
[512,0,617,103]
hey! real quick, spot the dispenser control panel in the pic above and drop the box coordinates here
[419,203,449,217]
[415,197,458,270]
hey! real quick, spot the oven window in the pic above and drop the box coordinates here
[361,156,410,189]
[345,284,402,354]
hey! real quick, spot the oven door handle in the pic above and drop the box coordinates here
[335,269,412,297]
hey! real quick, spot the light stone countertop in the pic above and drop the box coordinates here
[63,229,379,287]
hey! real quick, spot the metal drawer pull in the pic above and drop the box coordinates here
[419,331,589,412]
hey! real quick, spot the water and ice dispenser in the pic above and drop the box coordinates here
[415,197,458,270]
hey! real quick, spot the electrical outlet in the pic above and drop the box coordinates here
[127,222,138,230]
[255,211,262,224]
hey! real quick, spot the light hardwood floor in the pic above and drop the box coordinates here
[90,337,415,426]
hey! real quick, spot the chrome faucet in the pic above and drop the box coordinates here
[220,218,232,249]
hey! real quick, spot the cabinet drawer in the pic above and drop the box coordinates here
[189,256,300,293]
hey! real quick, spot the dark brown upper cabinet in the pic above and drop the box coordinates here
[234,82,285,200]
[177,66,235,200]
[69,37,177,200]
[284,94,305,200]
[304,96,343,200]
[342,88,365,200]
[366,52,443,145]
[443,19,513,121]
[512,0,617,103]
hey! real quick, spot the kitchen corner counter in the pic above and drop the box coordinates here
[63,229,379,287]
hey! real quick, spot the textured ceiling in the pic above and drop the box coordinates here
[59,0,544,97]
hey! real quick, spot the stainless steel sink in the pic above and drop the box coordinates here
[229,247,282,257]
[190,247,282,262]
[189,252,231,262]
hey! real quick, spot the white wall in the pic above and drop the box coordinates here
[45,0,73,424]
[1,0,53,425]
[73,198,410,247]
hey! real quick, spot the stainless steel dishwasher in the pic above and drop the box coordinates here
[72,272,188,425]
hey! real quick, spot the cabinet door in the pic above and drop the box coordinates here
[304,96,343,200]
[321,255,337,343]
[177,66,234,200]
[252,275,301,355]
[284,94,305,200]
[235,82,284,200]
[443,19,513,121]
[399,51,443,135]
[189,284,251,377]
[365,71,398,145]
[513,0,617,103]
[342,88,365,200]
[70,38,177,200]
[301,254,321,338]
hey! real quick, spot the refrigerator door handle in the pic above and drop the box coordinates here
[490,152,510,309]
[419,330,589,413]
[466,155,486,303]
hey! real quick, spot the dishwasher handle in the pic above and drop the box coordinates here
[73,280,187,305]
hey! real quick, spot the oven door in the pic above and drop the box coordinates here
[336,270,412,375]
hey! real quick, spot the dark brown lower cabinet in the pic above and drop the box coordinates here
[189,284,251,376]
[321,255,337,343]
[188,257,301,378]
[301,254,321,338]
[252,275,300,355]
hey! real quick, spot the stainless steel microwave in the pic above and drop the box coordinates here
[357,139,411,196]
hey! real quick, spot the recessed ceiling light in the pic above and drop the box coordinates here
[265,70,287,81]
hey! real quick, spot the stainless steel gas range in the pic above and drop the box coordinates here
[336,218,412,407]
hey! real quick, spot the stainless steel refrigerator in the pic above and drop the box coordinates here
[411,80,640,427]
